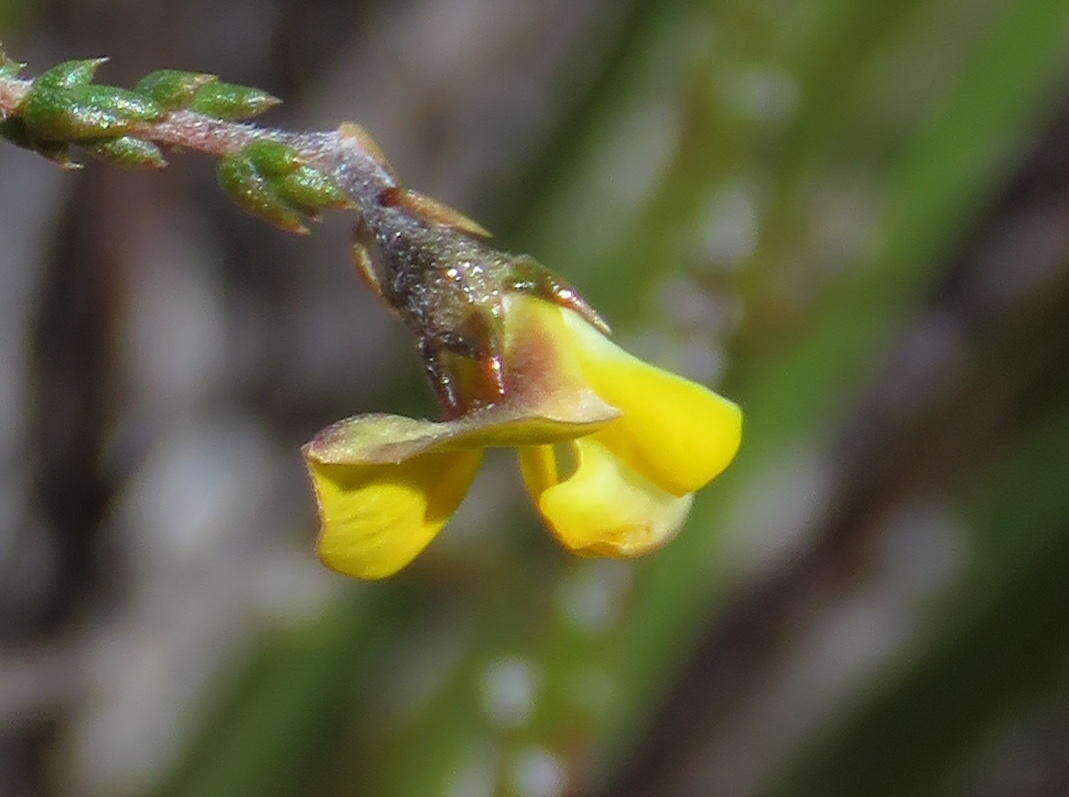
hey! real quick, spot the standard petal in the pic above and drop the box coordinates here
[306,450,482,579]
[519,438,693,558]
[558,305,742,497]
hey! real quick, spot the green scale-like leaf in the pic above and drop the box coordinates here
[135,69,218,111]
[189,81,280,120]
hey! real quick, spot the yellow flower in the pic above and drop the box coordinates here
[303,294,742,579]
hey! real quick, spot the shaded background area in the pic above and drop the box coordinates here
[2,1,1069,794]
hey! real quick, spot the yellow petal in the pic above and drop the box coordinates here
[302,396,617,580]
[307,450,482,579]
[558,305,742,496]
[519,438,693,558]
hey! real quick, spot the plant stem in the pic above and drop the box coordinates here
[0,71,395,208]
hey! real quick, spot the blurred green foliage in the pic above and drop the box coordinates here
[771,386,1069,796]
[0,0,32,31]
[154,0,1069,794]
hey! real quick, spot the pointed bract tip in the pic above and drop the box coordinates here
[337,122,393,174]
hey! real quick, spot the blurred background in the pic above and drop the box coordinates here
[2,0,1069,794]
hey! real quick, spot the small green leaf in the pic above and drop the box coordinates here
[135,69,218,110]
[218,154,307,234]
[189,82,280,120]
[23,85,164,141]
[245,139,303,176]
[84,135,167,169]
[33,58,108,91]
[273,165,354,214]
